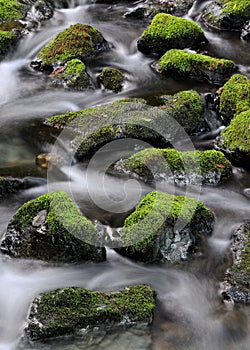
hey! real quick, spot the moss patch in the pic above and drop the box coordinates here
[117,148,232,185]
[219,74,250,125]
[26,285,155,340]
[98,67,124,92]
[156,49,235,85]
[137,13,207,55]
[0,0,22,22]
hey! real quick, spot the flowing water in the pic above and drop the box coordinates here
[0,1,250,349]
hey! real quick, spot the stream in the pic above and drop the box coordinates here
[0,1,250,349]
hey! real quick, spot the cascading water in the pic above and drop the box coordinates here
[0,1,250,349]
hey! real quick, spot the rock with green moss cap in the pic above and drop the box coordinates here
[219,74,250,125]
[98,67,125,92]
[31,23,109,73]
[202,0,250,31]
[222,223,250,304]
[25,284,155,341]
[0,190,105,262]
[49,59,93,90]
[114,148,232,185]
[137,13,207,56]
[117,191,214,263]
[45,95,204,160]
[154,49,236,85]
[216,110,250,168]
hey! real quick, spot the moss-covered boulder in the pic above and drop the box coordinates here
[0,190,106,262]
[154,49,236,85]
[137,13,207,56]
[219,74,250,125]
[31,23,109,72]
[98,67,124,92]
[49,59,92,90]
[25,285,155,341]
[117,191,214,263]
[216,110,250,168]
[114,148,232,185]
[222,223,250,304]
[202,0,250,31]
[46,95,204,160]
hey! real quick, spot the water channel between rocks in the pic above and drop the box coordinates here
[0,1,250,349]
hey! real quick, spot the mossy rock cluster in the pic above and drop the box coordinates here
[0,190,106,262]
[154,49,236,85]
[98,67,124,92]
[137,13,207,56]
[219,74,250,125]
[26,285,155,341]
[223,223,250,304]
[32,23,109,72]
[117,191,214,263]
[46,95,204,160]
[202,0,250,32]
[114,148,232,185]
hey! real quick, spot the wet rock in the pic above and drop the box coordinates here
[153,49,236,85]
[218,74,250,126]
[45,95,204,160]
[31,23,109,73]
[215,110,250,169]
[113,148,232,185]
[201,0,250,32]
[49,59,93,90]
[117,191,214,263]
[25,285,155,341]
[0,190,106,263]
[0,176,25,199]
[98,67,125,93]
[222,223,250,304]
[241,20,250,40]
[137,13,207,56]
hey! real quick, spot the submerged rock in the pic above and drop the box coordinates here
[31,23,109,72]
[137,13,207,56]
[113,148,232,185]
[153,49,236,85]
[98,67,125,92]
[219,74,250,125]
[215,110,250,169]
[117,191,214,263]
[222,223,250,304]
[0,190,106,262]
[25,285,155,341]
[201,0,250,32]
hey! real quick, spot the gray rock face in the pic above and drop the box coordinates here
[241,20,250,40]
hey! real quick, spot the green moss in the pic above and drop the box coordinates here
[122,191,214,252]
[39,23,106,67]
[222,0,250,17]
[122,148,232,184]
[98,67,124,92]
[157,49,235,84]
[138,13,206,54]
[219,74,250,124]
[0,0,22,22]
[221,110,250,153]
[62,59,86,78]
[0,28,15,45]
[27,285,155,340]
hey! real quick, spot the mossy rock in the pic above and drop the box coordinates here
[202,0,250,31]
[0,190,106,262]
[137,13,207,56]
[114,148,232,185]
[26,285,155,341]
[216,110,250,168]
[222,223,250,304]
[98,67,124,92]
[49,59,92,90]
[46,95,204,160]
[32,23,109,72]
[117,191,214,263]
[219,74,250,125]
[154,49,236,85]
